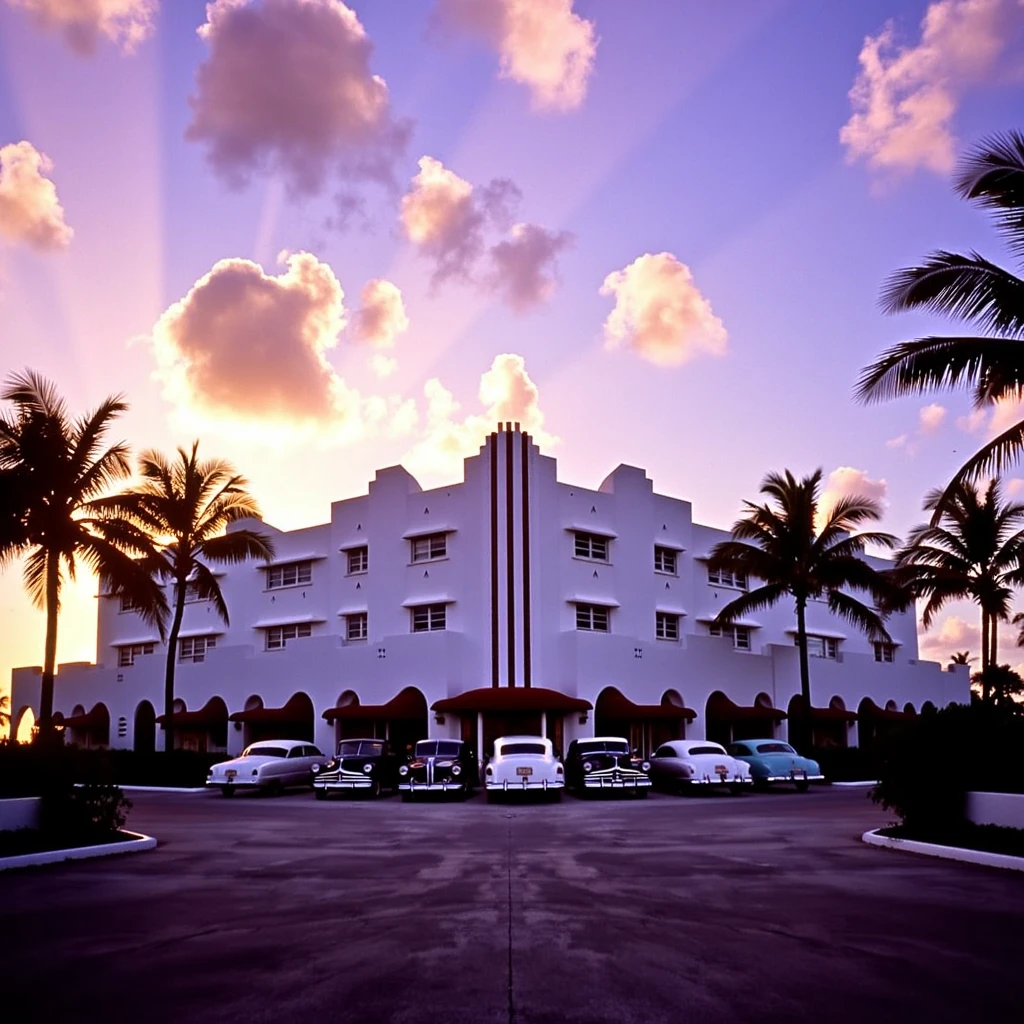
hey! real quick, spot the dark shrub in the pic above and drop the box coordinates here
[40,783,132,839]
[810,745,881,783]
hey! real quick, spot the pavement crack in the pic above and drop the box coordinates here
[507,813,516,1024]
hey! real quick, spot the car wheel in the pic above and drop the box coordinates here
[729,784,745,796]
[266,780,283,797]
[401,791,413,803]
[753,778,770,792]
[633,788,649,799]
[220,786,235,798]
[314,788,327,801]
[795,780,810,793]
[369,779,381,799]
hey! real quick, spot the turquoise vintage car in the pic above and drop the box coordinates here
[727,740,824,791]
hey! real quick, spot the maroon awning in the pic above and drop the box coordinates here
[788,697,858,723]
[432,687,592,713]
[229,694,311,724]
[860,698,916,721]
[323,689,426,721]
[597,687,697,721]
[707,693,787,721]
[56,707,108,730]
[156,698,228,727]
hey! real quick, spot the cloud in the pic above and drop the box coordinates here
[919,402,947,433]
[841,0,1024,177]
[919,614,981,660]
[818,467,889,530]
[435,0,597,111]
[5,0,155,54]
[186,0,409,195]
[1005,478,1024,496]
[0,141,73,250]
[352,279,409,349]
[600,252,727,367]
[152,250,352,422]
[401,353,557,482]
[886,433,910,450]
[488,222,574,312]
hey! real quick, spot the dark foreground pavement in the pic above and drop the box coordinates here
[2,787,1022,1024]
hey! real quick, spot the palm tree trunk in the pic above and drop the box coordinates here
[163,582,187,754]
[794,596,812,750]
[37,551,60,744]
[980,608,990,701]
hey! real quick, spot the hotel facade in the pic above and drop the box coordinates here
[10,425,969,757]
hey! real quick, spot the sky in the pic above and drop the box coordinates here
[2,0,1024,730]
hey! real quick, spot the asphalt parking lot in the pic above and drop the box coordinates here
[2,786,1022,1024]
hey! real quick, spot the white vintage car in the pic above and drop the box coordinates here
[484,735,564,799]
[647,739,753,794]
[206,740,326,796]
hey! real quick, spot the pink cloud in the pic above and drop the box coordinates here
[817,466,889,531]
[186,0,409,194]
[435,0,597,111]
[919,614,981,660]
[5,0,155,55]
[0,141,73,250]
[488,222,574,312]
[841,0,1024,178]
[352,278,409,349]
[600,252,727,367]
[918,402,947,433]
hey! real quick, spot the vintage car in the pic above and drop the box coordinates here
[311,737,400,798]
[646,739,753,794]
[398,738,477,799]
[206,740,326,796]
[484,735,564,799]
[728,739,825,791]
[564,736,651,795]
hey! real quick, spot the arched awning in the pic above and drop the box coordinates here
[229,693,312,724]
[788,696,858,723]
[56,706,109,730]
[706,693,787,721]
[597,687,696,720]
[156,697,228,727]
[323,688,427,721]
[859,698,916,721]
[432,687,591,713]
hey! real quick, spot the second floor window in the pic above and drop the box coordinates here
[118,642,154,667]
[708,567,748,590]
[574,532,609,561]
[346,547,368,574]
[411,533,447,562]
[411,604,446,632]
[873,642,895,663]
[266,561,312,589]
[801,635,838,659]
[177,580,206,604]
[119,594,138,613]
[654,547,677,574]
[346,613,368,641]
[709,624,751,650]
[575,604,610,632]
[179,635,217,663]
[656,612,679,640]
[265,622,312,650]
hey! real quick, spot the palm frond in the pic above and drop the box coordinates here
[22,548,52,611]
[199,529,274,566]
[826,590,891,643]
[190,562,229,625]
[713,584,789,625]
[955,130,1024,260]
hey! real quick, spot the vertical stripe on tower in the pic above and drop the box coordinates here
[489,432,499,688]
[521,431,532,688]
[505,425,516,687]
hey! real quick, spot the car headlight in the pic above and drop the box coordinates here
[326,759,338,770]
[436,760,453,768]
[363,763,373,774]
[399,765,409,776]
[251,769,259,777]
[641,761,651,772]
[452,764,462,775]
[583,761,593,773]
[311,763,320,774]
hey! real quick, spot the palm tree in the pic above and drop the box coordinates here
[0,370,167,741]
[109,442,273,753]
[949,650,973,666]
[707,469,899,747]
[0,692,9,734]
[856,130,1024,516]
[896,480,1024,701]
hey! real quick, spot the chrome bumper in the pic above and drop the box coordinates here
[583,775,651,788]
[686,776,752,786]
[762,774,825,783]
[486,777,565,791]
[313,777,373,789]
[399,780,466,792]
[206,780,260,789]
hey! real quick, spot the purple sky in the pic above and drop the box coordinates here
[2,0,1024,726]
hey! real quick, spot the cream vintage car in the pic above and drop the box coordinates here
[647,739,753,794]
[484,735,564,799]
[206,740,326,796]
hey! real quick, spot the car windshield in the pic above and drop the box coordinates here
[577,741,629,755]
[242,745,287,758]
[688,745,726,756]
[500,743,546,756]
[415,741,462,757]
[336,741,383,757]
[756,743,796,754]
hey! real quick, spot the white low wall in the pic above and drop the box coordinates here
[966,791,1024,830]
[0,797,41,832]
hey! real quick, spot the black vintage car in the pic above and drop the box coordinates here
[399,739,478,800]
[312,738,400,798]
[564,736,651,796]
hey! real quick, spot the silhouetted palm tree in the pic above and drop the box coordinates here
[949,650,973,666]
[896,480,1024,701]
[856,130,1024,516]
[0,370,166,740]
[707,469,899,745]
[110,442,273,753]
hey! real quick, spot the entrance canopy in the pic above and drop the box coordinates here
[859,698,915,721]
[597,687,696,721]
[707,693,787,721]
[229,693,312,724]
[432,687,591,713]
[788,696,858,722]
[55,706,108,730]
[156,697,227,727]
[323,687,426,721]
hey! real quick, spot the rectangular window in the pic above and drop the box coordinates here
[575,603,610,632]
[654,547,677,574]
[574,532,609,561]
[708,567,748,590]
[656,612,679,640]
[179,635,217,663]
[874,642,895,663]
[265,622,313,650]
[346,546,368,574]
[411,604,447,632]
[119,594,138,613]
[177,580,206,604]
[410,534,447,563]
[346,612,368,641]
[800,635,838,659]
[117,642,155,667]
[266,561,313,590]
[709,624,751,650]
